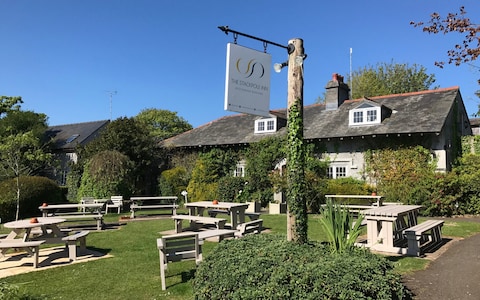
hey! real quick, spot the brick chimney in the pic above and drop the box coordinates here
[325,73,350,110]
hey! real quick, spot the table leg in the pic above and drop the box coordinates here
[230,209,238,229]
[366,219,379,246]
[238,209,246,224]
[381,221,394,248]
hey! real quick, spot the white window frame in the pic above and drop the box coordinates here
[234,161,246,177]
[327,164,349,179]
[349,105,380,126]
[255,118,277,133]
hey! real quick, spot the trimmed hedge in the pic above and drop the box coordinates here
[0,176,65,222]
[193,234,410,299]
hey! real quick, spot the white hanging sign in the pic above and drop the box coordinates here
[224,43,271,117]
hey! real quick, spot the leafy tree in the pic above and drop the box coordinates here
[349,61,437,99]
[411,6,480,113]
[411,6,479,70]
[0,95,22,116]
[0,108,53,220]
[77,150,134,199]
[186,148,239,201]
[0,110,52,180]
[81,117,159,195]
[135,108,192,141]
[365,146,437,204]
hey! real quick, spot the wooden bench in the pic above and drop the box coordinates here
[235,219,263,238]
[403,220,444,256]
[196,229,237,242]
[157,233,202,290]
[0,240,45,268]
[172,215,226,233]
[207,209,260,220]
[47,213,104,231]
[130,196,178,218]
[62,230,90,261]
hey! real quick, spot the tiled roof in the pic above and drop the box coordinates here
[46,120,110,150]
[162,87,463,148]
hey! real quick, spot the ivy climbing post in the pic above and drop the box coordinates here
[286,38,307,243]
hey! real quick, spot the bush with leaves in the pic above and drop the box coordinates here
[365,146,437,204]
[325,177,373,203]
[244,137,286,207]
[158,166,188,200]
[216,176,246,202]
[0,176,65,222]
[424,154,480,216]
[186,149,239,201]
[0,281,45,300]
[192,234,410,299]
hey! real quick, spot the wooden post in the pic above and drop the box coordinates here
[286,38,307,243]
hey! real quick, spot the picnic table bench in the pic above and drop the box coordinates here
[403,220,444,256]
[172,215,226,233]
[130,196,178,218]
[235,219,263,238]
[0,240,45,268]
[325,194,383,207]
[39,203,105,230]
[61,230,90,261]
[207,209,260,221]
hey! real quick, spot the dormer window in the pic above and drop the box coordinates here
[255,118,277,133]
[349,102,381,126]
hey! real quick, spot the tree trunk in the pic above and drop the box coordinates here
[286,38,307,243]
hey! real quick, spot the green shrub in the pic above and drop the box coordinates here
[0,176,65,222]
[424,154,480,216]
[158,166,188,200]
[325,177,373,204]
[0,281,45,299]
[193,234,410,299]
[217,176,246,202]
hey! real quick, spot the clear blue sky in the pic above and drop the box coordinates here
[1,0,479,128]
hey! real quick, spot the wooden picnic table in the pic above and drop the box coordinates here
[2,217,91,262]
[325,194,384,207]
[38,203,105,230]
[185,201,249,229]
[129,196,178,218]
[360,205,422,254]
[2,217,66,243]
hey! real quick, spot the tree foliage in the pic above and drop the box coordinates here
[135,108,192,141]
[365,146,437,204]
[0,100,53,220]
[78,150,134,199]
[0,95,22,116]
[243,137,285,207]
[80,117,159,195]
[349,61,437,99]
[411,6,480,112]
[186,148,239,201]
[411,6,480,70]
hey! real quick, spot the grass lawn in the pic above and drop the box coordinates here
[2,211,480,299]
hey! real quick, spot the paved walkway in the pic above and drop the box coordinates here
[403,226,480,299]
[0,246,111,278]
